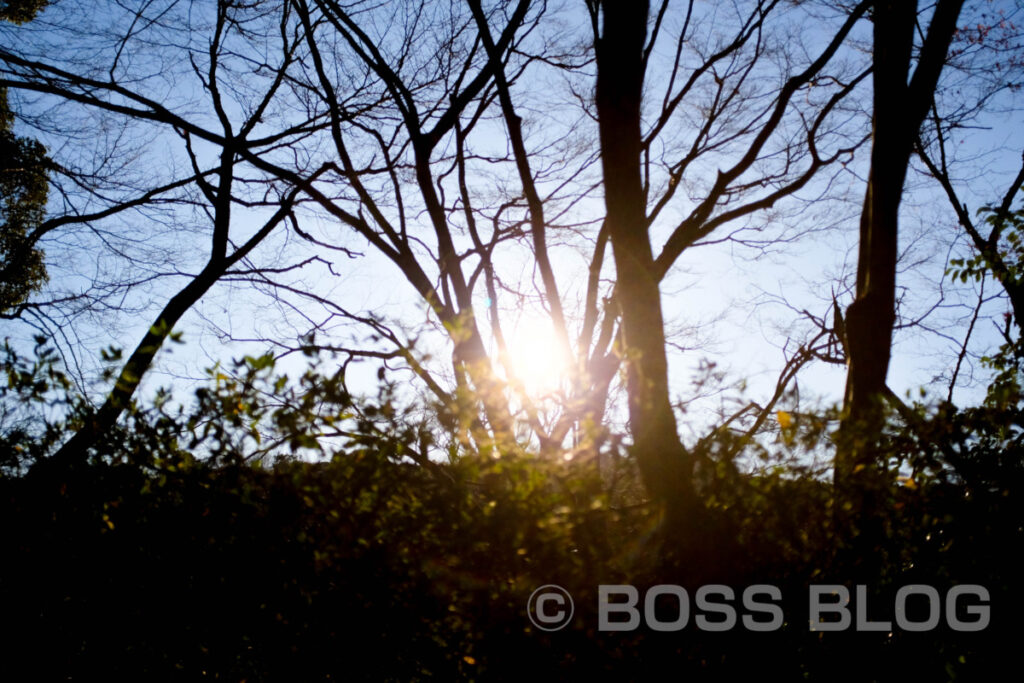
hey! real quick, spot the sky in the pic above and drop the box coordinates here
[3,0,1024,461]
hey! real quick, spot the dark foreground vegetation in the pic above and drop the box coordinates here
[4,0,1024,679]
[2,346,1021,682]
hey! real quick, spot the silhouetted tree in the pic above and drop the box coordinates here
[837,0,965,501]
[0,0,49,312]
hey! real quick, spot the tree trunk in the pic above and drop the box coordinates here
[46,179,298,468]
[838,0,915,475]
[838,0,964,480]
[837,1,965,564]
[593,0,694,521]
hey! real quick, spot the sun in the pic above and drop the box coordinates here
[504,313,570,398]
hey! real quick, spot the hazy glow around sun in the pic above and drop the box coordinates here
[504,313,569,398]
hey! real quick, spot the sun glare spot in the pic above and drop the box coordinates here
[505,314,568,398]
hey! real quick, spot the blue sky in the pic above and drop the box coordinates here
[3,0,1023,461]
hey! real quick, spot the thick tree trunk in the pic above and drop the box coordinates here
[594,0,694,520]
[838,0,964,480]
[838,0,915,476]
[837,1,964,564]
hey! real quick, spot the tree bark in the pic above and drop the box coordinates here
[837,0,965,528]
[593,0,694,520]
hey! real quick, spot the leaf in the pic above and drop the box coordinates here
[897,476,917,490]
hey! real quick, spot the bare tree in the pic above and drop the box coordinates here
[837,0,965,493]
[582,0,871,525]
[914,4,1024,336]
[2,1,320,459]
[3,0,888,518]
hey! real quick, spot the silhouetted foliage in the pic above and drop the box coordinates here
[2,2,1023,680]
[0,1,48,313]
[0,85,48,312]
[0,0,46,25]
[2,344,1020,681]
